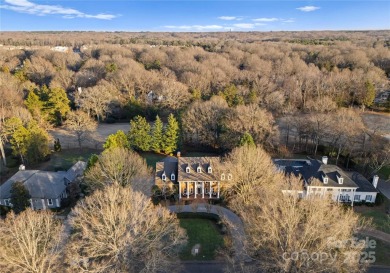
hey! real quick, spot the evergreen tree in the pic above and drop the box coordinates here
[362,81,376,107]
[128,116,152,151]
[239,132,255,147]
[103,130,130,150]
[10,181,31,213]
[24,89,44,119]
[151,115,163,153]
[4,118,50,164]
[46,87,70,125]
[162,114,179,155]
[25,121,50,164]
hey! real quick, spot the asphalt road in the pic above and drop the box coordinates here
[181,262,390,273]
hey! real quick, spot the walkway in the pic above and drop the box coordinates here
[360,228,390,245]
[168,204,249,262]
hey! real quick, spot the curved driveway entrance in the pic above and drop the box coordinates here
[168,204,248,261]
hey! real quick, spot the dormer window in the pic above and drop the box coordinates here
[162,172,166,181]
[322,175,328,184]
[228,174,232,180]
[197,165,202,173]
[171,173,175,181]
[338,177,343,185]
[186,166,190,173]
[221,173,225,180]
[336,173,343,184]
[208,166,212,173]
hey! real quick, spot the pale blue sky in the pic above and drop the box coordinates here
[0,1,389,31]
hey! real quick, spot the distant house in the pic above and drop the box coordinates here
[155,155,231,199]
[50,46,69,53]
[275,156,378,205]
[0,161,86,210]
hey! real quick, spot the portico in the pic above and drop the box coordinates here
[155,156,230,201]
[178,181,220,199]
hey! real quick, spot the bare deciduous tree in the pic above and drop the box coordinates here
[65,185,187,273]
[84,147,152,194]
[65,110,97,148]
[225,146,370,273]
[0,209,63,273]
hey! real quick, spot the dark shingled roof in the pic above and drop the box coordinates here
[345,172,378,193]
[274,159,359,189]
[178,157,221,182]
[155,156,178,184]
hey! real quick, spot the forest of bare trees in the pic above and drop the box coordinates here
[0,31,389,170]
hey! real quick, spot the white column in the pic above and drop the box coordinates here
[351,189,355,207]
[194,182,197,198]
[202,182,205,198]
[187,182,189,198]
[41,199,46,210]
[179,182,181,199]
[56,198,60,207]
[209,182,212,198]
[217,182,220,199]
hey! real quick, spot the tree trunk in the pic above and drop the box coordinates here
[0,139,6,166]
[336,144,342,166]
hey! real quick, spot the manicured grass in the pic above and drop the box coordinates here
[38,148,101,171]
[179,218,224,260]
[378,165,390,180]
[356,197,390,234]
[361,210,390,234]
[374,239,390,265]
[138,152,167,169]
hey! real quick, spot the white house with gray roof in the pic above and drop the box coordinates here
[0,161,86,210]
[155,155,231,200]
[275,156,378,206]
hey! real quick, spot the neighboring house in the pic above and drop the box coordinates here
[275,157,378,205]
[0,161,86,210]
[50,46,69,52]
[155,155,232,200]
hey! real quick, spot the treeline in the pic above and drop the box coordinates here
[0,31,389,167]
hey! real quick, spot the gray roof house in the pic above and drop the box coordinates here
[274,156,378,205]
[155,155,231,200]
[0,161,86,210]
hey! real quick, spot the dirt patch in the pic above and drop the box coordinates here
[361,112,390,140]
[49,123,130,149]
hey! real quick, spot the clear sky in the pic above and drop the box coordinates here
[0,0,389,31]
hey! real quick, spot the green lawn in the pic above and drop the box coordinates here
[178,217,224,260]
[374,239,390,266]
[355,195,390,234]
[36,148,101,171]
[378,165,390,180]
[138,152,167,169]
[361,210,390,234]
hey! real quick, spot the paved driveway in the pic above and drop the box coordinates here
[377,179,390,199]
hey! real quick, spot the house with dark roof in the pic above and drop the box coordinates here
[0,161,86,210]
[274,156,378,205]
[155,155,231,200]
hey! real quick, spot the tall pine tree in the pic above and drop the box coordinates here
[163,114,179,155]
[128,116,152,151]
[151,115,163,153]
